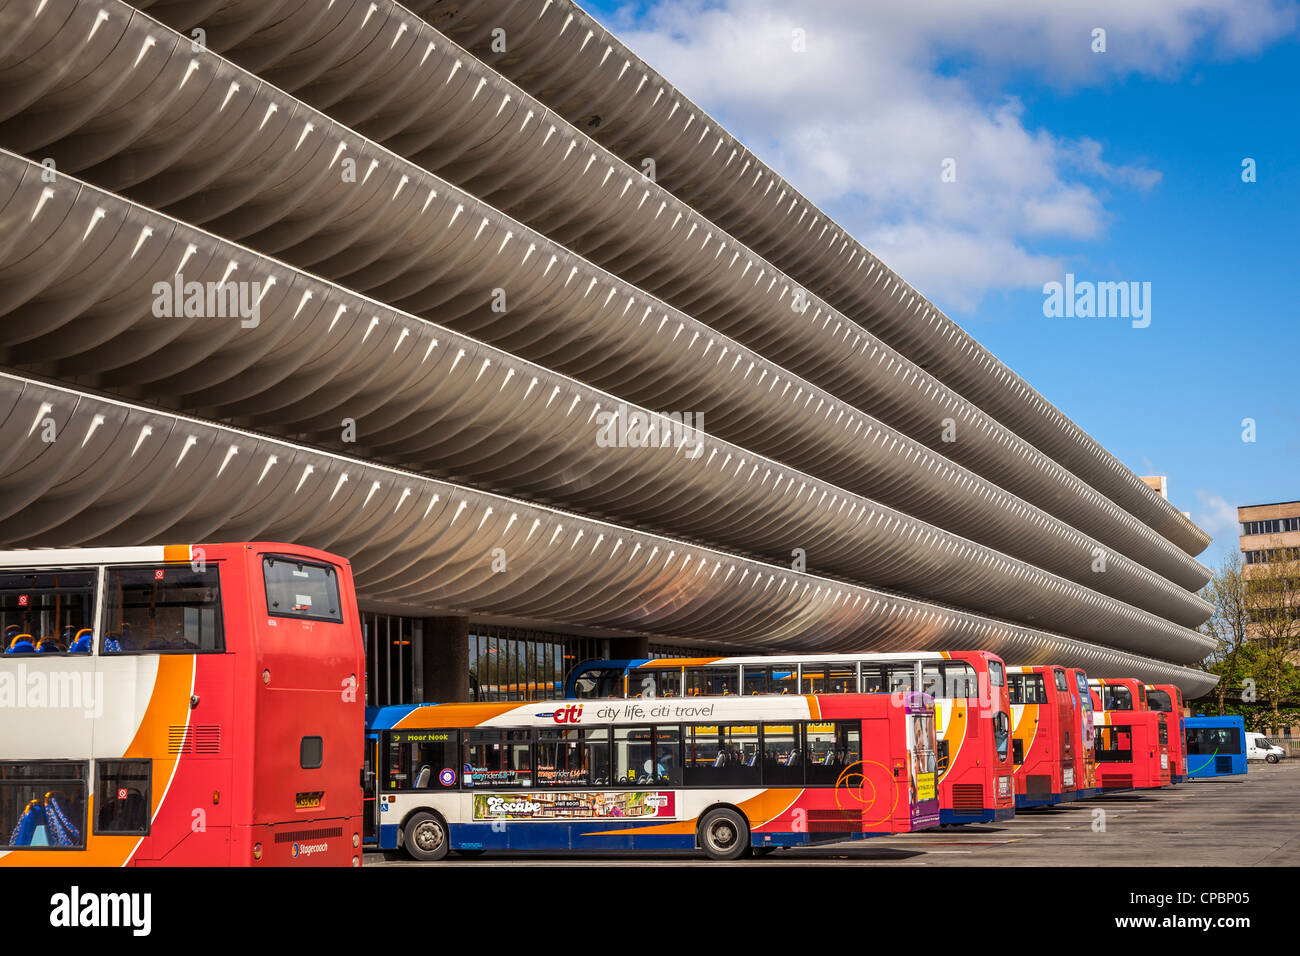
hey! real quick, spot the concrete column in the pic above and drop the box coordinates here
[421,616,470,702]
[608,635,650,660]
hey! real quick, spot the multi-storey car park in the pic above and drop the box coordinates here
[0,0,1217,704]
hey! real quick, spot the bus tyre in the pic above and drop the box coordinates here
[699,808,749,861]
[403,812,450,862]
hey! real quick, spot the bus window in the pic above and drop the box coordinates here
[921,664,941,697]
[264,557,342,623]
[806,721,860,786]
[1054,669,1069,692]
[653,728,681,787]
[0,761,87,849]
[536,728,597,788]
[827,663,855,693]
[683,725,759,786]
[761,724,801,786]
[1103,685,1133,711]
[800,664,826,694]
[572,668,625,699]
[1186,727,1240,755]
[632,668,681,698]
[1008,674,1046,705]
[1095,726,1133,762]
[943,663,978,698]
[1146,689,1172,712]
[685,667,738,696]
[614,727,654,784]
[0,569,96,656]
[1075,672,1090,699]
[886,665,915,693]
[94,760,151,836]
[387,731,457,790]
[987,660,1005,687]
[101,565,223,653]
[861,665,885,693]
[744,665,799,695]
[463,730,531,788]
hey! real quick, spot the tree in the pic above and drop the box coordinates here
[1198,550,1249,714]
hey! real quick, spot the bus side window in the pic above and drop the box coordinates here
[0,760,87,850]
[95,760,151,835]
[101,565,223,654]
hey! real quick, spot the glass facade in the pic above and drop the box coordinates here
[363,615,724,706]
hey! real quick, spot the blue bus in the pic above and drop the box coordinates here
[1183,715,1247,778]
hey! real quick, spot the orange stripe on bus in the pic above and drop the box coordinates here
[635,657,724,669]
[393,702,522,728]
[163,545,191,563]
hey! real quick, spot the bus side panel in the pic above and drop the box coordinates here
[132,652,235,865]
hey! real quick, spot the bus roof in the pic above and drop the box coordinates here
[367,692,933,731]
[586,650,1000,670]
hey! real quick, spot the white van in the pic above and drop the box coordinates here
[1245,732,1285,763]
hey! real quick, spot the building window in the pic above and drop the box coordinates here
[363,613,419,707]
[469,626,569,702]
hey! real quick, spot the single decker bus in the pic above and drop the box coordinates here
[365,691,941,860]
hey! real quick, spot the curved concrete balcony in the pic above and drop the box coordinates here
[0,370,1217,693]
[0,0,1211,596]
[421,0,1212,557]
[0,150,1214,649]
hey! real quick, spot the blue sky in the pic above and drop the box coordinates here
[578,0,1300,568]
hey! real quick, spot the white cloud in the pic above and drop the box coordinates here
[597,0,1296,309]
[1192,489,1241,540]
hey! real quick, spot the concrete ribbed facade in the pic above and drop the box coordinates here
[0,0,1215,694]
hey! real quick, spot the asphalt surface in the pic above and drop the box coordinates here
[364,760,1299,866]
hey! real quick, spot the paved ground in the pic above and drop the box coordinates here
[364,761,1299,866]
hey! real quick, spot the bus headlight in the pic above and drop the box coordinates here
[352,856,360,867]
[252,843,262,861]
[353,833,360,848]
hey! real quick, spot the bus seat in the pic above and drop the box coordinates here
[712,753,726,767]
[5,633,35,654]
[9,798,46,846]
[36,635,64,653]
[43,793,80,847]
[414,766,432,788]
[69,629,94,654]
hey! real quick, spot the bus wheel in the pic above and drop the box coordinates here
[404,812,450,862]
[699,808,749,861]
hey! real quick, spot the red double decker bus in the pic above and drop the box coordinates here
[1007,665,1078,807]
[0,543,364,866]
[1144,684,1187,784]
[1065,668,1098,799]
[1088,678,1170,791]
[565,651,1015,825]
